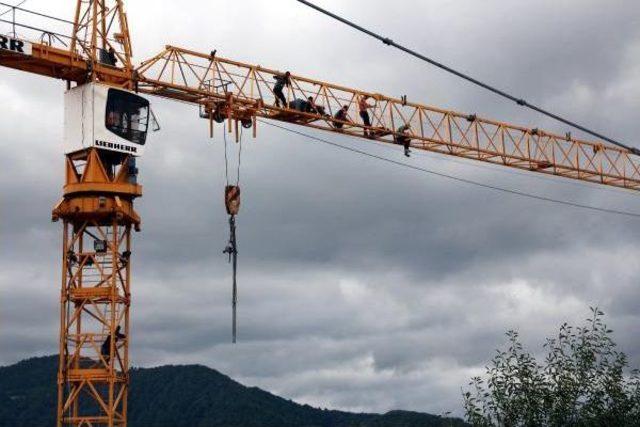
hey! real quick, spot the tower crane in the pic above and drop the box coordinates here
[1,1,639,426]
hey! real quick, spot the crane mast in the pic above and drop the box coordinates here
[51,2,137,425]
[0,1,639,426]
[4,1,141,425]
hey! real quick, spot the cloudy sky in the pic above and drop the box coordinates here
[2,0,640,417]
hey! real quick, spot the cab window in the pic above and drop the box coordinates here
[105,89,150,145]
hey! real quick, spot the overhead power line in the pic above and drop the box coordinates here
[259,119,640,219]
[296,0,640,156]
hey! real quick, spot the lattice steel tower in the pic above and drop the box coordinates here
[53,149,140,426]
[53,1,143,425]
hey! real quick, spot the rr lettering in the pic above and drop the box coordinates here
[10,39,24,53]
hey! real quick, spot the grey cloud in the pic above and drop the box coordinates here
[2,0,640,418]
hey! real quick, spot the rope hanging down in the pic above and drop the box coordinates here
[222,200,239,342]
[222,126,242,343]
[296,0,640,156]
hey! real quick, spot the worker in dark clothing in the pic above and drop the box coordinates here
[289,98,307,111]
[333,105,349,129]
[107,47,118,66]
[101,326,126,364]
[306,96,327,116]
[395,124,412,157]
[273,71,291,108]
[358,95,375,137]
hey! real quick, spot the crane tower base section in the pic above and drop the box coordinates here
[52,148,141,427]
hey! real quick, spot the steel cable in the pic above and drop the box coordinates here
[296,0,640,155]
[260,119,640,219]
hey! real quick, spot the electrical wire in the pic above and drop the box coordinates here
[295,0,640,156]
[370,132,634,196]
[259,119,640,219]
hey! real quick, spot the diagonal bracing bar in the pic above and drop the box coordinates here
[136,46,640,191]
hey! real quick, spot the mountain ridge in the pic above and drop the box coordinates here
[0,355,466,427]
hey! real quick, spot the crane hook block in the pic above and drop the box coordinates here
[225,185,241,216]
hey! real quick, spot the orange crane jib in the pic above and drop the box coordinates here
[1,38,639,190]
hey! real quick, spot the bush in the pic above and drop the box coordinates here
[463,308,640,426]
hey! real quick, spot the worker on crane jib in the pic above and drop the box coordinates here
[333,105,349,129]
[272,71,291,108]
[395,124,412,157]
[289,97,308,111]
[307,96,327,116]
[358,95,375,137]
[289,96,328,117]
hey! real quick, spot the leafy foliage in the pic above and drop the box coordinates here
[463,308,640,426]
[0,355,466,427]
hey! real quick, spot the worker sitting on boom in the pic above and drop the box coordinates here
[394,124,412,157]
[272,71,291,108]
[288,98,308,112]
[333,105,349,130]
[306,96,327,116]
[101,326,126,365]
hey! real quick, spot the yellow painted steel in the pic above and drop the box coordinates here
[1,17,638,191]
[135,46,640,191]
[53,149,137,427]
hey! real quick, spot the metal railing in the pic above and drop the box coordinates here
[0,1,72,47]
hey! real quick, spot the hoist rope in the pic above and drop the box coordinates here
[222,123,243,343]
[237,127,243,185]
[226,215,238,343]
[295,0,640,156]
[223,126,230,186]
[222,124,243,186]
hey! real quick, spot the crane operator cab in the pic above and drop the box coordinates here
[64,82,156,158]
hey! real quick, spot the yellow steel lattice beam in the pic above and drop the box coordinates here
[134,46,640,191]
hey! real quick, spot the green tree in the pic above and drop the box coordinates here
[463,308,640,426]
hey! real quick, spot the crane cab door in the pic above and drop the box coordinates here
[64,83,151,157]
